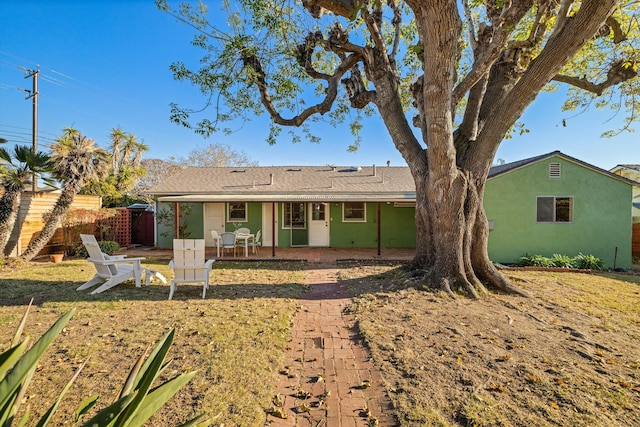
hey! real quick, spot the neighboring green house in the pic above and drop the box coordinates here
[147,151,633,268]
[485,151,633,268]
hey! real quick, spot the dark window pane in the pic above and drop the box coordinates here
[344,202,365,220]
[537,197,554,222]
[284,203,306,228]
[555,198,572,222]
[229,203,246,220]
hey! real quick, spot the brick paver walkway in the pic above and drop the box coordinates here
[265,267,399,426]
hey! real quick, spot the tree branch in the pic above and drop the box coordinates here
[461,0,478,51]
[301,0,363,19]
[604,16,628,43]
[551,0,575,38]
[553,60,638,95]
[453,1,534,110]
[389,0,403,62]
[476,0,620,161]
[242,46,361,127]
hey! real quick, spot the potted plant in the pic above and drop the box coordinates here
[50,253,64,263]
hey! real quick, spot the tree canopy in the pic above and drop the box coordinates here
[80,127,148,207]
[158,0,638,296]
[159,0,638,142]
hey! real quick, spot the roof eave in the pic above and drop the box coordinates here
[157,193,417,203]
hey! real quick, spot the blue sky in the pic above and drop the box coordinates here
[0,0,636,170]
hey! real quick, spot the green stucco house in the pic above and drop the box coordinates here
[147,151,633,268]
[148,165,417,251]
[485,151,633,268]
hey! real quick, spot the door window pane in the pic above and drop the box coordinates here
[312,203,325,220]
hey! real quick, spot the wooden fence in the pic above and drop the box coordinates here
[633,223,640,258]
[5,192,101,257]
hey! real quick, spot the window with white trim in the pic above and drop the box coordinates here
[227,202,247,221]
[343,202,366,222]
[536,197,572,222]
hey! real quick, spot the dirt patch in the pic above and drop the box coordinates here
[346,266,640,426]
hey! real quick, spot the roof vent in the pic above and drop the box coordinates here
[549,163,561,178]
[287,168,302,172]
[232,169,246,173]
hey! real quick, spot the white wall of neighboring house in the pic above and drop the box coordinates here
[610,166,640,223]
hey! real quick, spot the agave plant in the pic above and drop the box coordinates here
[0,301,210,427]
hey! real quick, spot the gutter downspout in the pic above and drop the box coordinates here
[272,202,276,257]
[377,202,381,256]
[174,202,179,239]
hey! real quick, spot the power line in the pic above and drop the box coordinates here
[0,130,56,144]
[0,123,59,137]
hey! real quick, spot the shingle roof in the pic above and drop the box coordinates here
[487,151,561,177]
[148,165,416,202]
[615,164,640,171]
[147,152,633,202]
[488,151,636,185]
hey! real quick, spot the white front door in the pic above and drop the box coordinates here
[204,203,225,246]
[308,203,329,246]
[262,203,277,247]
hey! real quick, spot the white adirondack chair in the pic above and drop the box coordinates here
[77,234,149,294]
[169,239,215,300]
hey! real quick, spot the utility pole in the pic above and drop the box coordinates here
[18,65,40,192]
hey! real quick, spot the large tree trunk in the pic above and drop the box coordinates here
[20,184,79,261]
[264,0,621,298]
[413,165,530,298]
[0,189,20,255]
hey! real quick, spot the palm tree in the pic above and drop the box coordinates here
[0,146,53,255]
[109,127,126,174]
[131,139,148,168]
[20,130,108,261]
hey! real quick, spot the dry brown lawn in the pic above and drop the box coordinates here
[345,266,640,427]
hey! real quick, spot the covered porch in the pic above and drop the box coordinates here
[116,245,416,265]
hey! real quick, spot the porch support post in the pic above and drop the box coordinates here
[272,202,276,258]
[174,202,179,239]
[377,202,381,256]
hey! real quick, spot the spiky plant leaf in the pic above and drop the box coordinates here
[35,358,90,427]
[78,393,138,427]
[0,309,75,421]
[0,342,30,382]
[74,395,99,423]
[123,371,197,427]
[113,330,175,427]
[10,300,32,348]
[176,413,212,427]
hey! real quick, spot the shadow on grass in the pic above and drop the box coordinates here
[1,257,415,307]
[0,258,309,306]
